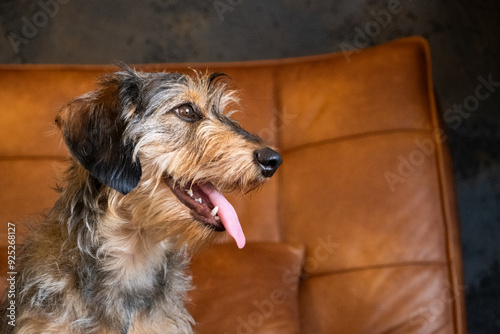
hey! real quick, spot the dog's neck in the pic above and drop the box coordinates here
[98,216,170,289]
[55,162,190,289]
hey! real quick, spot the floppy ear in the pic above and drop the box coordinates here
[56,70,142,195]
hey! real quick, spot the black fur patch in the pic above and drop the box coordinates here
[57,72,143,195]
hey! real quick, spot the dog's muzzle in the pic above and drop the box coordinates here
[254,148,283,178]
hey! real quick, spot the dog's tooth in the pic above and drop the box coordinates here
[186,189,194,197]
[195,198,202,204]
[215,216,220,222]
[211,206,219,217]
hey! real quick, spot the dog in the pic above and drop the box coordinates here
[0,66,282,333]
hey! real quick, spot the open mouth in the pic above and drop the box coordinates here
[163,175,246,248]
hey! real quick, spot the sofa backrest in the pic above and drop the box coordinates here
[0,37,466,333]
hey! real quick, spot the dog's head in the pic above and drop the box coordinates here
[56,66,282,248]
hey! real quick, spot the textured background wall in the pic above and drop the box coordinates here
[0,0,499,332]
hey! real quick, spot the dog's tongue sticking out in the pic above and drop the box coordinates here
[199,183,246,249]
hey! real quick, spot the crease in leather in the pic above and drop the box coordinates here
[282,128,432,155]
[305,260,449,280]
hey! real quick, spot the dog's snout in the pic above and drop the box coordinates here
[254,148,283,178]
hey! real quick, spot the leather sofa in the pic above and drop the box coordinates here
[0,37,466,333]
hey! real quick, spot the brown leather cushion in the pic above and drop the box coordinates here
[188,242,304,334]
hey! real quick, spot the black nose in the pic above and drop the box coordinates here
[254,148,283,178]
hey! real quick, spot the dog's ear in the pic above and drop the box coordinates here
[56,69,142,195]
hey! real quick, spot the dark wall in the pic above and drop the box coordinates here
[1,0,499,331]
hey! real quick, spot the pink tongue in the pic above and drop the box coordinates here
[199,183,246,249]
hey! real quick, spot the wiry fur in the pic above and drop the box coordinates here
[0,67,281,333]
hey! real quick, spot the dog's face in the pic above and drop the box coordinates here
[56,67,281,249]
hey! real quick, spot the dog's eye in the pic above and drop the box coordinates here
[174,104,201,122]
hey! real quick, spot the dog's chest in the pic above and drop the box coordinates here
[76,249,192,333]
